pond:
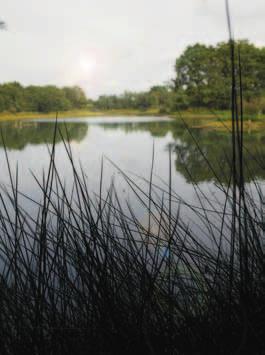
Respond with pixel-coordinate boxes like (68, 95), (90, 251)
(0, 115), (264, 232)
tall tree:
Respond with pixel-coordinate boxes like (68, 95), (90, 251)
(174, 40), (265, 109)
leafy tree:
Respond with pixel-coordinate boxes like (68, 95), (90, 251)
(35, 86), (71, 112)
(0, 83), (89, 113)
(0, 82), (26, 112)
(174, 40), (265, 109)
(149, 86), (170, 106)
(95, 95), (118, 110)
(63, 86), (88, 109)
(134, 92), (152, 111)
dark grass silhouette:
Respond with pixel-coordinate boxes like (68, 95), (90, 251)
(0, 2), (265, 354)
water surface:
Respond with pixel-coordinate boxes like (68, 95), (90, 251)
(0, 116), (264, 230)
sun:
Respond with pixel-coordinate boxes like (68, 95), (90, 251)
(79, 55), (96, 75)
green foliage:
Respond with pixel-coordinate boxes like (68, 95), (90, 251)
(244, 96), (265, 116)
(62, 86), (88, 109)
(94, 40), (265, 113)
(95, 86), (175, 112)
(1, 40), (265, 114)
(0, 83), (89, 113)
(174, 40), (265, 109)
(0, 82), (26, 112)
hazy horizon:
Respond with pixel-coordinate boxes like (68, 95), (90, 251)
(1, 0), (265, 99)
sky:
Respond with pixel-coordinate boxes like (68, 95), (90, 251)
(1, 0), (265, 98)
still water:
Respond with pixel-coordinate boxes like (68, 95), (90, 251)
(0, 116), (264, 230)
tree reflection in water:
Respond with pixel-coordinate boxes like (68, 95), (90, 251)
(0, 120), (88, 150)
(101, 118), (265, 184)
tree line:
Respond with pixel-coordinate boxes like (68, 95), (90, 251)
(94, 86), (176, 113)
(1, 40), (265, 114)
(0, 83), (89, 113)
(95, 40), (265, 114)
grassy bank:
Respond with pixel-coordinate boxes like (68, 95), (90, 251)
(0, 108), (161, 121)
(1, 108), (265, 133)
(0, 108), (240, 121)
(171, 109), (265, 131)
(189, 118), (265, 131)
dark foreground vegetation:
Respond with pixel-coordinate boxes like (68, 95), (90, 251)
(0, 36), (265, 355)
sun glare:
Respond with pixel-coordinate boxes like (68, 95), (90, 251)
(79, 55), (97, 75)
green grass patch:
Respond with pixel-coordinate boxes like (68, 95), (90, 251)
(0, 108), (162, 121)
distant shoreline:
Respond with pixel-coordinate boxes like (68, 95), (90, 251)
(0, 109), (162, 121)
(0, 109), (264, 131)
(0, 108), (232, 121)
